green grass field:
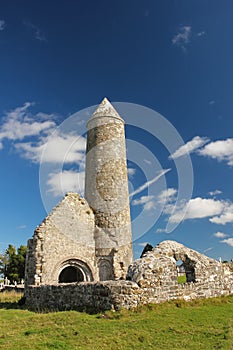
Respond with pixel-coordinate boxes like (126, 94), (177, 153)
(1, 291), (233, 349)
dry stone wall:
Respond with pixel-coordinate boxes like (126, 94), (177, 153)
(25, 241), (233, 312)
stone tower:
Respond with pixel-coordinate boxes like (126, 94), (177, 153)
(85, 98), (133, 280)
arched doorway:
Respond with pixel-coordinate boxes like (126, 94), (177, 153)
(58, 259), (93, 284)
(59, 266), (84, 283)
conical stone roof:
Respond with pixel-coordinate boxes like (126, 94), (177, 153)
(88, 98), (124, 124)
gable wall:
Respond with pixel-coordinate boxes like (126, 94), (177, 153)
(25, 193), (98, 286)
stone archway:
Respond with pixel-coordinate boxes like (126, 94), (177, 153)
(58, 259), (93, 283)
(59, 266), (84, 283)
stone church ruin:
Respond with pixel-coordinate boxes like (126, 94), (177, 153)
(24, 99), (233, 311)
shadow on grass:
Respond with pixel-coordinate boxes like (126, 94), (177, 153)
(0, 293), (25, 310)
(0, 301), (23, 310)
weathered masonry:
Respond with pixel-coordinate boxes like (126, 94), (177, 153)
(24, 98), (133, 289)
(24, 98), (233, 311)
(25, 241), (233, 311)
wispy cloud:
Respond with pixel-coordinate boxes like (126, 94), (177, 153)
(16, 132), (86, 164)
(214, 231), (228, 238)
(156, 228), (167, 233)
(0, 20), (5, 31)
(209, 100), (215, 105)
(23, 21), (47, 41)
(1, 103), (88, 198)
(127, 168), (136, 177)
(157, 188), (177, 204)
(198, 138), (233, 167)
(0, 102), (56, 145)
(18, 225), (26, 229)
(132, 195), (156, 211)
(144, 159), (152, 165)
(169, 136), (209, 160)
(132, 195), (154, 205)
(129, 169), (171, 198)
(203, 247), (213, 253)
(172, 25), (191, 49)
(0, 103), (87, 165)
(197, 31), (205, 37)
(209, 190), (222, 196)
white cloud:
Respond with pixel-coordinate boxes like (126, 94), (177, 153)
(167, 196), (233, 226)
(210, 204), (233, 225)
(157, 188), (177, 204)
(132, 195), (155, 211)
(47, 170), (85, 197)
(197, 31), (205, 37)
(209, 190), (222, 196)
(144, 200), (156, 211)
(0, 102), (56, 143)
(172, 26), (191, 47)
(169, 136), (209, 160)
(185, 197), (224, 219)
(169, 197), (225, 223)
(16, 132), (86, 164)
(198, 138), (233, 166)
(221, 238), (233, 247)
(132, 195), (154, 205)
(0, 20), (5, 31)
(214, 232), (228, 238)
(0, 103), (87, 165)
(129, 169), (171, 198)
(127, 168), (136, 177)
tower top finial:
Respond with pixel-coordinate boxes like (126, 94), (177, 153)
(88, 97), (124, 123)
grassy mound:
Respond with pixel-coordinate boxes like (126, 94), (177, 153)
(0, 291), (233, 349)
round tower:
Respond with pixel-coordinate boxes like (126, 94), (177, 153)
(85, 98), (133, 280)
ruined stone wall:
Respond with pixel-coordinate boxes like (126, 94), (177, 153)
(25, 241), (233, 312)
(25, 273), (233, 312)
(25, 193), (98, 287)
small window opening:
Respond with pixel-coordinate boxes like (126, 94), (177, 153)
(176, 260), (186, 284)
(176, 258), (196, 284)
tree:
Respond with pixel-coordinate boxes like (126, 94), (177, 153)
(0, 251), (9, 279)
(0, 244), (27, 283)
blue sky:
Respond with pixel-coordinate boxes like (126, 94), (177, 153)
(1, 1), (233, 261)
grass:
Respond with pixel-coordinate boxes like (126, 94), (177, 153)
(177, 275), (187, 284)
(0, 291), (233, 349)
